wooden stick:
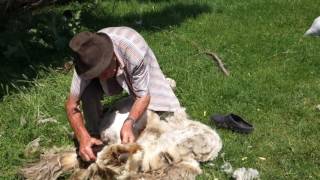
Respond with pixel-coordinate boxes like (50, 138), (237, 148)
(204, 52), (230, 76)
(164, 29), (230, 76)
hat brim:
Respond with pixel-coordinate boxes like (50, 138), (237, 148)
(78, 33), (114, 80)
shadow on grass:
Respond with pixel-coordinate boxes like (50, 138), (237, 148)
(82, 3), (211, 32)
(0, 1), (211, 98)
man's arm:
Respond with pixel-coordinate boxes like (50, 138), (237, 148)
(65, 95), (102, 161)
(121, 95), (150, 143)
(120, 42), (151, 143)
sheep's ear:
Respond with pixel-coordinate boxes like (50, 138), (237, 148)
(113, 143), (142, 163)
(96, 143), (141, 166)
(110, 143), (141, 154)
(125, 143), (142, 154)
(119, 153), (129, 162)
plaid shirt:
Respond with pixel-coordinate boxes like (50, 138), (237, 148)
(70, 27), (180, 112)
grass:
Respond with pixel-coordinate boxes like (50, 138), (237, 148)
(1, 0), (320, 179)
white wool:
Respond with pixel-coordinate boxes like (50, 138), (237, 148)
(22, 96), (222, 179)
(100, 110), (128, 144)
(221, 162), (233, 174)
(100, 97), (222, 174)
(304, 16), (320, 36)
(166, 77), (177, 90)
(220, 159), (259, 180)
(99, 98), (148, 144)
(24, 137), (41, 157)
(232, 167), (260, 180)
(37, 117), (58, 124)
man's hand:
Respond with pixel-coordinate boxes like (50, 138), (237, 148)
(79, 136), (103, 161)
(66, 96), (103, 161)
(121, 95), (150, 144)
(121, 119), (135, 144)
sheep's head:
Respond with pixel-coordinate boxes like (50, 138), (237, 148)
(70, 143), (142, 179)
(95, 143), (142, 174)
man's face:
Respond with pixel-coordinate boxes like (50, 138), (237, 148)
(99, 55), (117, 80)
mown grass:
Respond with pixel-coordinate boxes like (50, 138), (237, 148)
(1, 0), (320, 179)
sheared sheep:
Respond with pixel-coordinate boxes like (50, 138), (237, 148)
(21, 96), (222, 180)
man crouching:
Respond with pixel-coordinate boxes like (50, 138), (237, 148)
(65, 27), (180, 162)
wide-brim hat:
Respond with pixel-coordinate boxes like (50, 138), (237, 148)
(69, 31), (114, 80)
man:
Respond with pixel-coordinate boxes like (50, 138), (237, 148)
(65, 27), (180, 162)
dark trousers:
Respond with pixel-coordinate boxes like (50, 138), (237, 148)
(80, 78), (104, 137)
(74, 79), (104, 163)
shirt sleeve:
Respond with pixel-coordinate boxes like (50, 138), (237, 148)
(129, 57), (150, 97)
(70, 70), (91, 99)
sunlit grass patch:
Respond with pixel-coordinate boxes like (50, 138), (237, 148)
(0, 0), (320, 179)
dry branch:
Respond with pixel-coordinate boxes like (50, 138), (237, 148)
(204, 51), (230, 76)
(163, 29), (230, 76)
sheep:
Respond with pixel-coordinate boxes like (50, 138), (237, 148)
(304, 16), (320, 36)
(21, 86), (222, 180)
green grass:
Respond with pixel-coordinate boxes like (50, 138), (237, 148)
(1, 0), (320, 179)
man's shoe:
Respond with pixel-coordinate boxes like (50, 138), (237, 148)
(210, 114), (254, 133)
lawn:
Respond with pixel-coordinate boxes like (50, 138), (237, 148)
(0, 0), (320, 179)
